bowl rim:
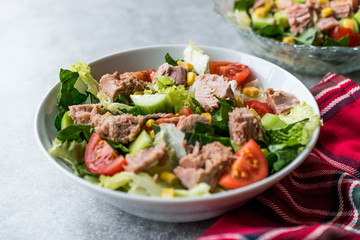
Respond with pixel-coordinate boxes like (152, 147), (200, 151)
(35, 44), (321, 204)
(213, 0), (360, 52)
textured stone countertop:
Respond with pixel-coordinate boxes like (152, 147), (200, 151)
(1, 0), (360, 239)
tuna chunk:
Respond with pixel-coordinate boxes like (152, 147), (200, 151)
(174, 142), (233, 191)
(316, 17), (338, 31)
(152, 63), (187, 86)
(264, 88), (300, 115)
(95, 114), (145, 143)
(286, 4), (312, 35)
(193, 74), (235, 112)
(229, 108), (263, 146)
(176, 114), (210, 132)
(330, 1), (351, 19)
(99, 71), (147, 100)
(68, 104), (106, 125)
(277, 0), (293, 10)
(124, 142), (168, 173)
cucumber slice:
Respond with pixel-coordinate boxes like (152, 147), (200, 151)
(129, 130), (154, 155)
(61, 111), (74, 130)
(261, 113), (286, 129)
(251, 13), (274, 30)
(130, 94), (173, 114)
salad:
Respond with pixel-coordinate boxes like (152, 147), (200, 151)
(49, 42), (321, 198)
(232, 0), (360, 47)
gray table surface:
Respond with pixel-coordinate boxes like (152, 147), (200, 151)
(1, 0), (360, 239)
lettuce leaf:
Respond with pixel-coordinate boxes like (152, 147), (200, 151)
(49, 138), (87, 165)
(183, 40), (209, 75)
(99, 171), (211, 197)
(97, 92), (132, 114)
(70, 61), (99, 97)
(57, 124), (91, 142)
(211, 97), (234, 135)
(157, 85), (195, 113)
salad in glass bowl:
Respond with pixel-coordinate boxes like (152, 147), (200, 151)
(213, 0), (360, 74)
(48, 42), (321, 198)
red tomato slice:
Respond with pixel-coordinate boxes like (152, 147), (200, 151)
(132, 69), (155, 82)
(85, 133), (126, 176)
(180, 107), (192, 116)
(329, 26), (360, 47)
(244, 100), (274, 118)
(209, 61), (251, 84)
(218, 139), (268, 189)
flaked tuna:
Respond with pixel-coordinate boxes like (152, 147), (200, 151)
(68, 104), (105, 125)
(193, 74), (235, 112)
(152, 63), (187, 86)
(264, 88), (300, 115)
(99, 71), (147, 100)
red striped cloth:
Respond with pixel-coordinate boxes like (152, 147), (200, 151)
(199, 73), (360, 240)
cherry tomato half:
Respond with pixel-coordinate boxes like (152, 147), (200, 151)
(244, 100), (274, 118)
(85, 133), (126, 176)
(329, 26), (360, 47)
(209, 61), (251, 84)
(133, 69), (156, 82)
(218, 139), (268, 189)
(180, 107), (192, 116)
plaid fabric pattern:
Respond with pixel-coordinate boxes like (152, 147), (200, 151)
(199, 74), (360, 240)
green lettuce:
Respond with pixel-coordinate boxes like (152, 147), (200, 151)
(211, 97), (234, 135)
(97, 92), (132, 114)
(57, 124), (91, 142)
(183, 40), (209, 75)
(98, 171), (211, 197)
(70, 61), (99, 96)
(49, 138), (87, 165)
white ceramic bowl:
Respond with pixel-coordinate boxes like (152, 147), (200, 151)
(35, 45), (320, 222)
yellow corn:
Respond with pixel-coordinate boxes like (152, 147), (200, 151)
(187, 72), (196, 86)
(201, 113), (212, 125)
(319, 0), (329, 5)
(320, 7), (333, 18)
(145, 119), (155, 128)
(160, 171), (178, 185)
(133, 91), (143, 95)
(177, 61), (194, 72)
(342, 19), (356, 32)
(250, 108), (260, 117)
(161, 188), (174, 198)
(282, 37), (295, 44)
(104, 112), (113, 116)
(254, 6), (270, 17)
(149, 130), (155, 138)
(242, 87), (260, 97)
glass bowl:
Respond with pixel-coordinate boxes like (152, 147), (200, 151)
(213, 0), (360, 75)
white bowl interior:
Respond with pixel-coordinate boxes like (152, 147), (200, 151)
(35, 45), (320, 222)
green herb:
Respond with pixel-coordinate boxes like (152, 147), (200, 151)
(234, 0), (255, 12)
(165, 53), (180, 66)
(323, 35), (349, 47)
(211, 97), (234, 135)
(257, 24), (284, 37)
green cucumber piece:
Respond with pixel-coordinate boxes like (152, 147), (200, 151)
(251, 12), (274, 30)
(61, 111), (74, 130)
(354, 12), (360, 26)
(129, 130), (153, 155)
(130, 94), (173, 114)
(274, 10), (289, 29)
(261, 113), (286, 130)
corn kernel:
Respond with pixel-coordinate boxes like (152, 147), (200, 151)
(282, 37), (295, 44)
(319, 0), (329, 5)
(254, 6), (269, 18)
(342, 19), (356, 32)
(150, 130), (155, 138)
(177, 61), (194, 72)
(320, 7), (333, 18)
(187, 72), (196, 86)
(133, 91), (143, 95)
(242, 87), (260, 97)
(160, 171), (178, 185)
(201, 113), (212, 125)
(104, 112), (113, 116)
(250, 108), (260, 117)
(161, 188), (174, 198)
(145, 119), (155, 128)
